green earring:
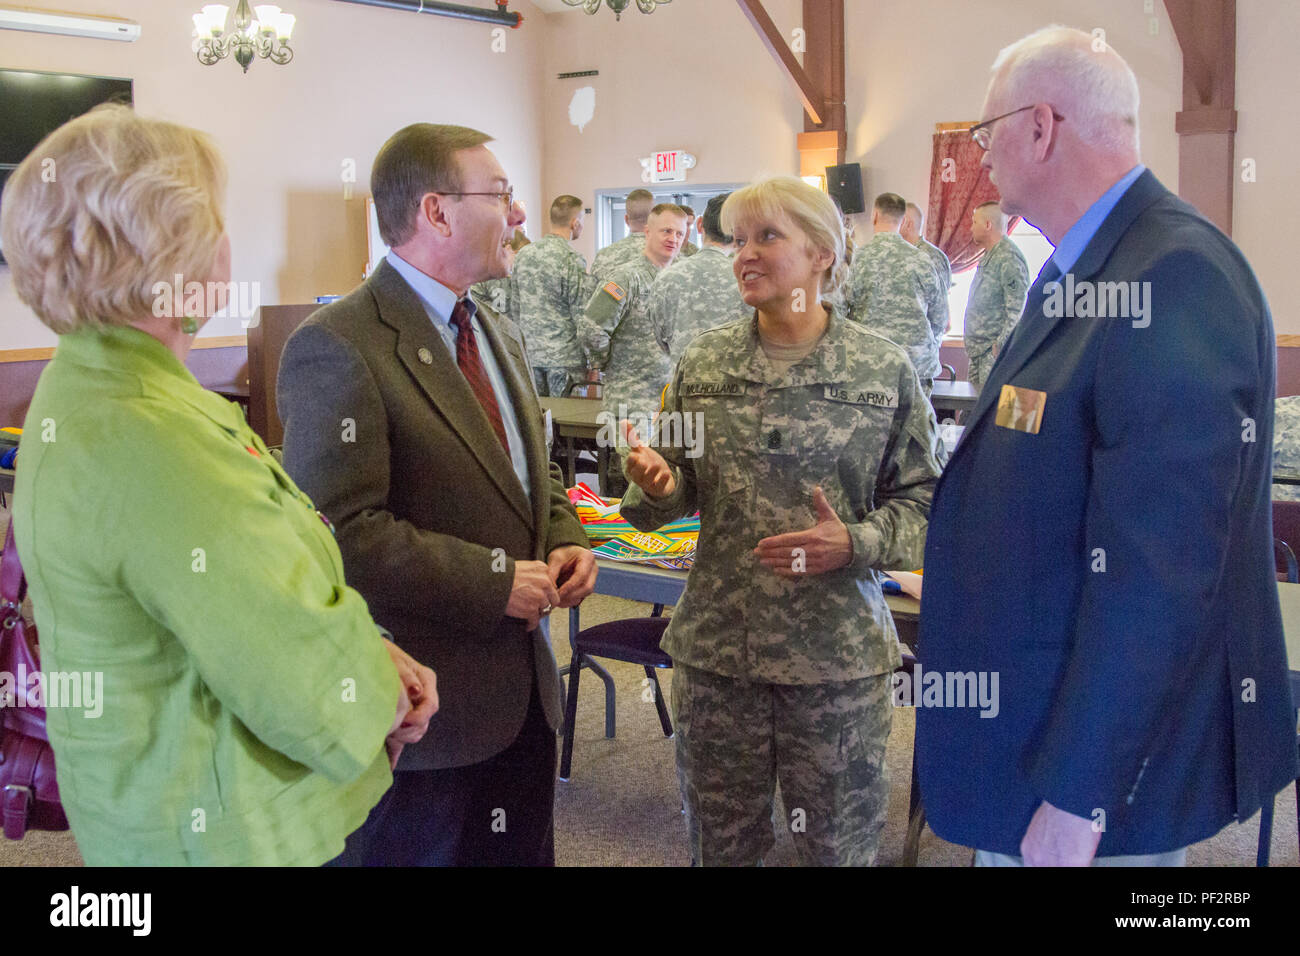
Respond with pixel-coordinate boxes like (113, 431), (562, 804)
(180, 314), (200, 335)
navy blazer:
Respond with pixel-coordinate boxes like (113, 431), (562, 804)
(916, 170), (1297, 856)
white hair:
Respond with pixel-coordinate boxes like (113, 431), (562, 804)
(990, 25), (1140, 156)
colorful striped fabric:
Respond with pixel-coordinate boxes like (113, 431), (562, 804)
(568, 483), (699, 568)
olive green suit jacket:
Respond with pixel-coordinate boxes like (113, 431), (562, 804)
(277, 260), (588, 771)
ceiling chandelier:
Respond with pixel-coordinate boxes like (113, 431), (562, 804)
(192, 2), (296, 73)
(561, 0), (672, 21)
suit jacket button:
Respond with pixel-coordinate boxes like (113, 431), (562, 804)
(418, 347), (434, 365)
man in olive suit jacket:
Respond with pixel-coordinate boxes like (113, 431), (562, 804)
(278, 124), (596, 866)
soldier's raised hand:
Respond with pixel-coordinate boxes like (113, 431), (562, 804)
(622, 420), (676, 499)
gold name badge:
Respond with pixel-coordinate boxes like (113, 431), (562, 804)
(994, 385), (1047, 435)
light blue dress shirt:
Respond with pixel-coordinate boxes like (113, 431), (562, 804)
(387, 252), (532, 503)
(1044, 164), (1146, 277)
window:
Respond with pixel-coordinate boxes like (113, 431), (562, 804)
(944, 218), (1054, 340)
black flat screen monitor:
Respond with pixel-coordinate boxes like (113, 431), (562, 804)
(0, 69), (132, 264)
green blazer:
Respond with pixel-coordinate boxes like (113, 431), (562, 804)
(13, 325), (399, 866)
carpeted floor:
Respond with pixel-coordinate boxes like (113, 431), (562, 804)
(2, 593), (1296, 868)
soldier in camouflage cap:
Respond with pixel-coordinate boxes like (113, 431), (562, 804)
(843, 192), (949, 390)
(962, 201), (1030, 388)
(1273, 395), (1300, 502)
(507, 195), (592, 396)
(648, 193), (751, 366)
(902, 201), (952, 291)
(621, 177), (943, 866)
(590, 188), (654, 279)
(578, 204), (688, 491)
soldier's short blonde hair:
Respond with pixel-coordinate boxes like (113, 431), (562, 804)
(1, 104), (227, 335)
(721, 177), (849, 297)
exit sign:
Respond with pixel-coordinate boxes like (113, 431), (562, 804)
(651, 150), (686, 183)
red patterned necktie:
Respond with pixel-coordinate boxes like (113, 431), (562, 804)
(449, 299), (510, 452)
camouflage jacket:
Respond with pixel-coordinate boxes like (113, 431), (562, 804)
(621, 307), (943, 683)
(680, 240), (699, 259)
(962, 237), (1030, 357)
(918, 238), (953, 291)
(649, 246), (751, 366)
(843, 231), (949, 381)
(507, 234), (590, 368)
(1274, 395), (1300, 502)
(590, 233), (646, 279)
(577, 254), (669, 423)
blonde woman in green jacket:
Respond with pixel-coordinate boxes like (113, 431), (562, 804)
(0, 105), (437, 866)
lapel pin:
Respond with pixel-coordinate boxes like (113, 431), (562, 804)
(418, 347), (434, 365)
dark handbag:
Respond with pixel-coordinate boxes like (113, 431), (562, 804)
(0, 520), (69, 839)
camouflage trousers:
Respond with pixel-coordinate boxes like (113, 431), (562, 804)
(671, 663), (893, 866)
(967, 348), (995, 390)
(532, 367), (583, 398)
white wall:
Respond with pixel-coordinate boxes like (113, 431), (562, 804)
(0, 0), (546, 349)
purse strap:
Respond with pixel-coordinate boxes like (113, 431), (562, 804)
(1, 519), (26, 608)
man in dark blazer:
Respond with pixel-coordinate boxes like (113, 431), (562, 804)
(277, 124), (596, 866)
(917, 27), (1296, 865)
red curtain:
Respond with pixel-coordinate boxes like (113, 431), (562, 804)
(925, 129), (1018, 274)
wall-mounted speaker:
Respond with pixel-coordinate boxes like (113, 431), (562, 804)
(826, 163), (865, 216)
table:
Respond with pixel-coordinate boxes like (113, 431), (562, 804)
(931, 379), (979, 419)
(540, 397), (606, 487)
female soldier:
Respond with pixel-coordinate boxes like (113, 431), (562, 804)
(620, 177), (943, 866)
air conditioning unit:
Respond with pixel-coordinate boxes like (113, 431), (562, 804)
(0, 5), (141, 42)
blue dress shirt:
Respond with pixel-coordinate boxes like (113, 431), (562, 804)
(1044, 164), (1146, 277)
(387, 252), (532, 502)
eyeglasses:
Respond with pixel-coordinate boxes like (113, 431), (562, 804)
(970, 105), (1065, 151)
(437, 185), (516, 209)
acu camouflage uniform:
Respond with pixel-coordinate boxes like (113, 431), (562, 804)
(1273, 395), (1300, 502)
(918, 237), (952, 291)
(680, 240), (699, 259)
(648, 246), (751, 366)
(508, 234), (592, 397)
(578, 254), (669, 434)
(843, 232), (949, 387)
(621, 308), (944, 866)
(590, 233), (646, 279)
(962, 236), (1030, 388)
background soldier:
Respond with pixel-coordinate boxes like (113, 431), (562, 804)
(648, 193), (749, 366)
(679, 205), (700, 258)
(902, 201), (952, 291)
(579, 203), (688, 491)
(843, 192), (949, 391)
(470, 228), (528, 317)
(591, 188), (654, 279)
(509, 195), (590, 397)
(963, 200), (1030, 388)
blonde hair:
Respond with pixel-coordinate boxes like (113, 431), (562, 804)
(0, 104), (227, 335)
(721, 177), (850, 297)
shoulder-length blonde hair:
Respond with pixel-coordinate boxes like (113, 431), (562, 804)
(720, 176), (850, 297)
(0, 104), (227, 335)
